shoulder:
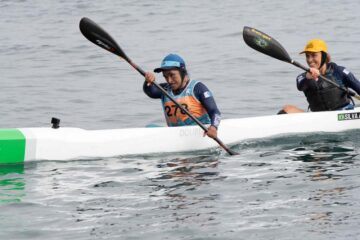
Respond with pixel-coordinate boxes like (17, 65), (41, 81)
(191, 80), (214, 99)
(329, 62), (350, 76)
(193, 80), (211, 92)
(189, 79), (201, 87)
(329, 62), (343, 70)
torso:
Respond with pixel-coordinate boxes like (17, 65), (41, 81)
(296, 62), (350, 111)
(161, 79), (211, 126)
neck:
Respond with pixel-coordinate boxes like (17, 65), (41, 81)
(319, 64), (327, 75)
(180, 76), (189, 88)
(173, 77), (189, 94)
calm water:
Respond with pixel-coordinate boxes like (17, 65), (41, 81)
(1, 0), (360, 239)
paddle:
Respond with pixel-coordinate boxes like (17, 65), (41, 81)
(79, 17), (238, 155)
(243, 26), (360, 100)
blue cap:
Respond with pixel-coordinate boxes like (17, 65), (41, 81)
(154, 54), (186, 73)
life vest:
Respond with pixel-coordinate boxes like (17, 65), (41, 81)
(300, 63), (350, 111)
(161, 79), (211, 126)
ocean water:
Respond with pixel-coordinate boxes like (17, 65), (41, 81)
(1, 0), (360, 239)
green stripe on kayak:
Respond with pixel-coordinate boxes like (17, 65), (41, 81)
(0, 129), (26, 164)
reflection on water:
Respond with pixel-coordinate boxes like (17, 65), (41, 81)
(287, 145), (356, 163)
(0, 164), (25, 204)
(281, 134), (359, 231)
(151, 155), (222, 197)
(235, 131), (360, 236)
(148, 155), (224, 224)
(286, 138), (357, 181)
(0, 164), (24, 175)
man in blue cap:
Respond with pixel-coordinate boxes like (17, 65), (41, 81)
(143, 53), (221, 138)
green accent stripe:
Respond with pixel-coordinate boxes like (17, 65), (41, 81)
(0, 129), (26, 164)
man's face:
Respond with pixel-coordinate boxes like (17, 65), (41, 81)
(163, 69), (183, 91)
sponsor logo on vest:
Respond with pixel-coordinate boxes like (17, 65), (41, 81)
(338, 112), (360, 121)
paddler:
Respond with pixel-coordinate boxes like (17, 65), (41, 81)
(278, 39), (360, 113)
(143, 53), (221, 139)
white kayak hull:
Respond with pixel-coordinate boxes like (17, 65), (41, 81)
(1, 108), (360, 163)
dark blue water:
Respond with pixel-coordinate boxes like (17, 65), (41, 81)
(1, 0), (360, 239)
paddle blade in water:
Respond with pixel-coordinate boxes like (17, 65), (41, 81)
(79, 17), (130, 62)
(243, 26), (291, 63)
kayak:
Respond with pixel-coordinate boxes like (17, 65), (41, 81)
(1, 108), (360, 164)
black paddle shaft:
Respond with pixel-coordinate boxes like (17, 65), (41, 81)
(243, 26), (360, 100)
(79, 17), (238, 155)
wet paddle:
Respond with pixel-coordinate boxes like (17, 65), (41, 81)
(79, 17), (238, 155)
(243, 26), (360, 100)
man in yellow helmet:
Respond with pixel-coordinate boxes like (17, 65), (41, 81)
(279, 39), (360, 113)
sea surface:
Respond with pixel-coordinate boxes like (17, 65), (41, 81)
(1, 0), (360, 239)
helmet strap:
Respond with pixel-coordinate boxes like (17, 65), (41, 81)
(319, 51), (327, 69)
(180, 68), (187, 80)
(179, 67), (187, 86)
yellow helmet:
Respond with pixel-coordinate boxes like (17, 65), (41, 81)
(300, 39), (328, 54)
